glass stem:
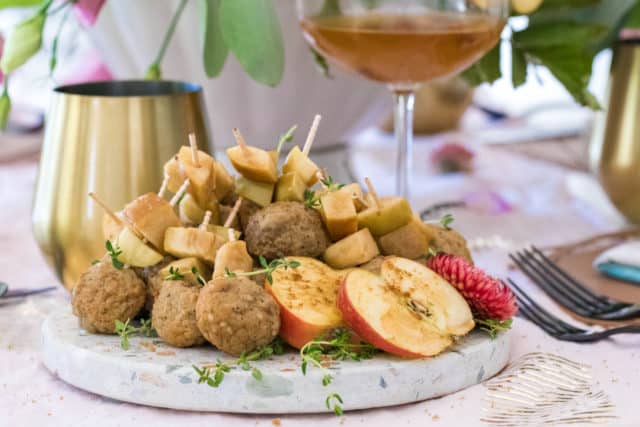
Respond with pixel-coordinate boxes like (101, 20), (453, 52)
(393, 89), (415, 198)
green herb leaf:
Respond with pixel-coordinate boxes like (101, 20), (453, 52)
(200, 0), (228, 78)
(320, 176), (345, 192)
(304, 189), (321, 209)
(276, 124), (297, 154)
(310, 47), (332, 78)
(165, 266), (185, 281)
(439, 213), (454, 230)
(325, 393), (344, 416)
(219, 0), (284, 87)
(476, 318), (513, 339)
(322, 374), (333, 386)
(105, 240), (124, 270)
(251, 367), (263, 381)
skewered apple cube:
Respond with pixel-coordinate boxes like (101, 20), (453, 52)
(123, 192), (181, 250)
(235, 176), (274, 207)
(163, 156), (185, 194)
(357, 196), (413, 237)
(163, 227), (223, 265)
(117, 227), (164, 267)
(226, 145), (278, 183)
(177, 146), (215, 206)
(339, 183), (368, 212)
(320, 190), (357, 241)
(275, 172), (306, 203)
(206, 225), (242, 242)
(213, 240), (254, 279)
(102, 211), (124, 242)
(178, 193), (205, 225)
(282, 146), (320, 186)
(212, 160), (234, 201)
(159, 257), (211, 286)
(378, 217), (430, 259)
(323, 228), (380, 269)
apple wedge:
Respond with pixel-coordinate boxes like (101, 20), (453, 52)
(337, 257), (474, 358)
(266, 257), (345, 349)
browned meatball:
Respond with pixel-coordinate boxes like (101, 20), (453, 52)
(196, 277), (280, 356)
(422, 224), (473, 264)
(244, 202), (330, 260)
(133, 256), (174, 312)
(72, 255), (146, 334)
(152, 280), (205, 348)
(220, 193), (261, 233)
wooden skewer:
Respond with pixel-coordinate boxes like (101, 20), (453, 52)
(364, 177), (380, 210)
(199, 210), (212, 230)
(88, 192), (124, 226)
(158, 174), (169, 199)
(188, 133), (200, 168)
(169, 179), (190, 207)
(223, 197), (243, 228)
(316, 169), (328, 187)
(302, 114), (321, 156)
(227, 228), (236, 242)
(232, 128), (249, 154)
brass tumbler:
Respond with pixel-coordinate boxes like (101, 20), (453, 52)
(32, 80), (209, 290)
(591, 41), (640, 223)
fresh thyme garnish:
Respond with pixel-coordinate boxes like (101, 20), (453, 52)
(276, 124), (297, 155)
(304, 189), (321, 209)
(191, 267), (207, 286)
(320, 175), (345, 192)
(475, 318), (513, 339)
(325, 393), (344, 416)
(105, 240), (124, 270)
(439, 213), (455, 230)
(193, 360), (231, 388)
(114, 318), (156, 350)
(225, 256), (301, 285)
(165, 266), (184, 281)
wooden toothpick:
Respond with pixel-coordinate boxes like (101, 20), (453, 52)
(169, 179), (190, 207)
(158, 174), (169, 199)
(364, 177), (380, 210)
(189, 133), (200, 168)
(88, 192), (123, 226)
(199, 210), (212, 230)
(302, 114), (321, 156)
(223, 197), (243, 228)
(227, 228), (236, 242)
(232, 128), (249, 154)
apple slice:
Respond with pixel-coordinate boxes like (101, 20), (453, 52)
(266, 257), (345, 349)
(117, 227), (164, 267)
(337, 257), (474, 358)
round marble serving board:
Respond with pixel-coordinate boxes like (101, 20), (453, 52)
(42, 306), (510, 414)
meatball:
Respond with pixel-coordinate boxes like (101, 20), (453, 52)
(133, 256), (174, 312)
(422, 224), (473, 264)
(244, 202), (330, 259)
(196, 277), (280, 356)
(72, 255), (146, 334)
(220, 193), (261, 233)
(152, 280), (205, 348)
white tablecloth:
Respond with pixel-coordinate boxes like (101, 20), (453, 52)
(2, 141), (639, 426)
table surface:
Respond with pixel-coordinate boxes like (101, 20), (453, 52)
(2, 140), (640, 427)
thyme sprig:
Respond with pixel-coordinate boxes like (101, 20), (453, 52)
(304, 189), (321, 209)
(320, 175), (345, 192)
(325, 393), (344, 416)
(165, 266), (184, 281)
(114, 318), (156, 350)
(105, 240), (124, 270)
(439, 213), (455, 230)
(193, 360), (231, 387)
(476, 318), (513, 339)
(276, 124), (297, 155)
(225, 256), (301, 285)
(191, 267), (207, 286)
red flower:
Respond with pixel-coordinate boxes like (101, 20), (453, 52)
(427, 254), (517, 321)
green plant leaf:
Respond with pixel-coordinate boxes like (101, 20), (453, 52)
(200, 0), (228, 78)
(511, 45), (527, 88)
(0, 0), (42, 9)
(626, 2), (640, 28)
(0, 8), (46, 74)
(0, 88), (11, 130)
(219, 0), (284, 87)
(461, 42), (501, 86)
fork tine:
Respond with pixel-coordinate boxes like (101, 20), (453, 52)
(507, 280), (565, 335)
(507, 279), (585, 335)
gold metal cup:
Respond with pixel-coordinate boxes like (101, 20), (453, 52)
(591, 41), (640, 223)
(32, 80), (210, 290)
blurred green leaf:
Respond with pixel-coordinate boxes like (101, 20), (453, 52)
(145, 63), (162, 80)
(220, 0), (284, 87)
(0, 8), (46, 74)
(200, 0), (228, 78)
(461, 42), (501, 86)
(0, 87), (11, 130)
(0, 0), (42, 9)
(624, 2), (640, 28)
(511, 45), (527, 88)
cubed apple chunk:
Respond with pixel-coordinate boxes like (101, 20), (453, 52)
(235, 176), (274, 207)
(178, 193), (205, 225)
(163, 227), (223, 265)
(357, 196), (413, 237)
(320, 190), (358, 241)
(177, 146), (216, 206)
(116, 227), (163, 267)
(226, 145), (278, 183)
(159, 257), (211, 286)
(340, 183), (368, 211)
(206, 224), (242, 242)
(212, 160), (234, 201)
(282, 146), (320, 186)
(275, 172), (306, 203)
(324, 228), (380, 269)
(378, 218), (430, 259)
(213, 240), (254, 279)
(123, 192), (181, 251)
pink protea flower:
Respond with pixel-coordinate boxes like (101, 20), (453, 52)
(427, 254), (517, 321)
(74, 0), (106, 27)
(430, 142), (475, 173)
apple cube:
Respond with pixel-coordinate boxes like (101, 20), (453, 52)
(235, 176), (274, 207)
(324, 228), (380, 269)
(320, 190), (358, 241)
(378, 217), (430, 259)
(282, 146), (320, 186)
(163, 227), (223, 265)
(159, 257), (211, 286)
(163, 156), (186, 194)
(212, 160), (235, 201)
(123, 192), (181, 251)
(357, 196), (413, 237)
(275, 172), (306, 203)
(226, 145), (278, 183)
(206, 224), (242, 242)
(213, 240), (254, 279)
(178, 193), (205, 225)
(177, 146), (216, 206)
(116, 227), (163, 267)
(339, 183), (368, 212)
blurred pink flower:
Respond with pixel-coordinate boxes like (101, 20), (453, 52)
(64, 50), (113, 85)
(430, 142), (475, 173)
(464, 190), (512, 215)
(74, 0), (106, 26)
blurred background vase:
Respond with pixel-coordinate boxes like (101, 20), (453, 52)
(32, 80), (208, 290)
(590, 39), (640, 223)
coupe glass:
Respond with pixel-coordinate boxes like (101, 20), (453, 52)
(297, 0), (508, 197)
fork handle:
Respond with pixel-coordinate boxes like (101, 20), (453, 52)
(563, 325), (640, 342)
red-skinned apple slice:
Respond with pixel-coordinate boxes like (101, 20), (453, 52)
(266, 257), (345, 349)
(337, 257), (474, 358)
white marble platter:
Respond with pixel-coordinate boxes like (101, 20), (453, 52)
(42, 306), (510, 414)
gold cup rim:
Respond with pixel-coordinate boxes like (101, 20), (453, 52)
(54, 80), (202, 98)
